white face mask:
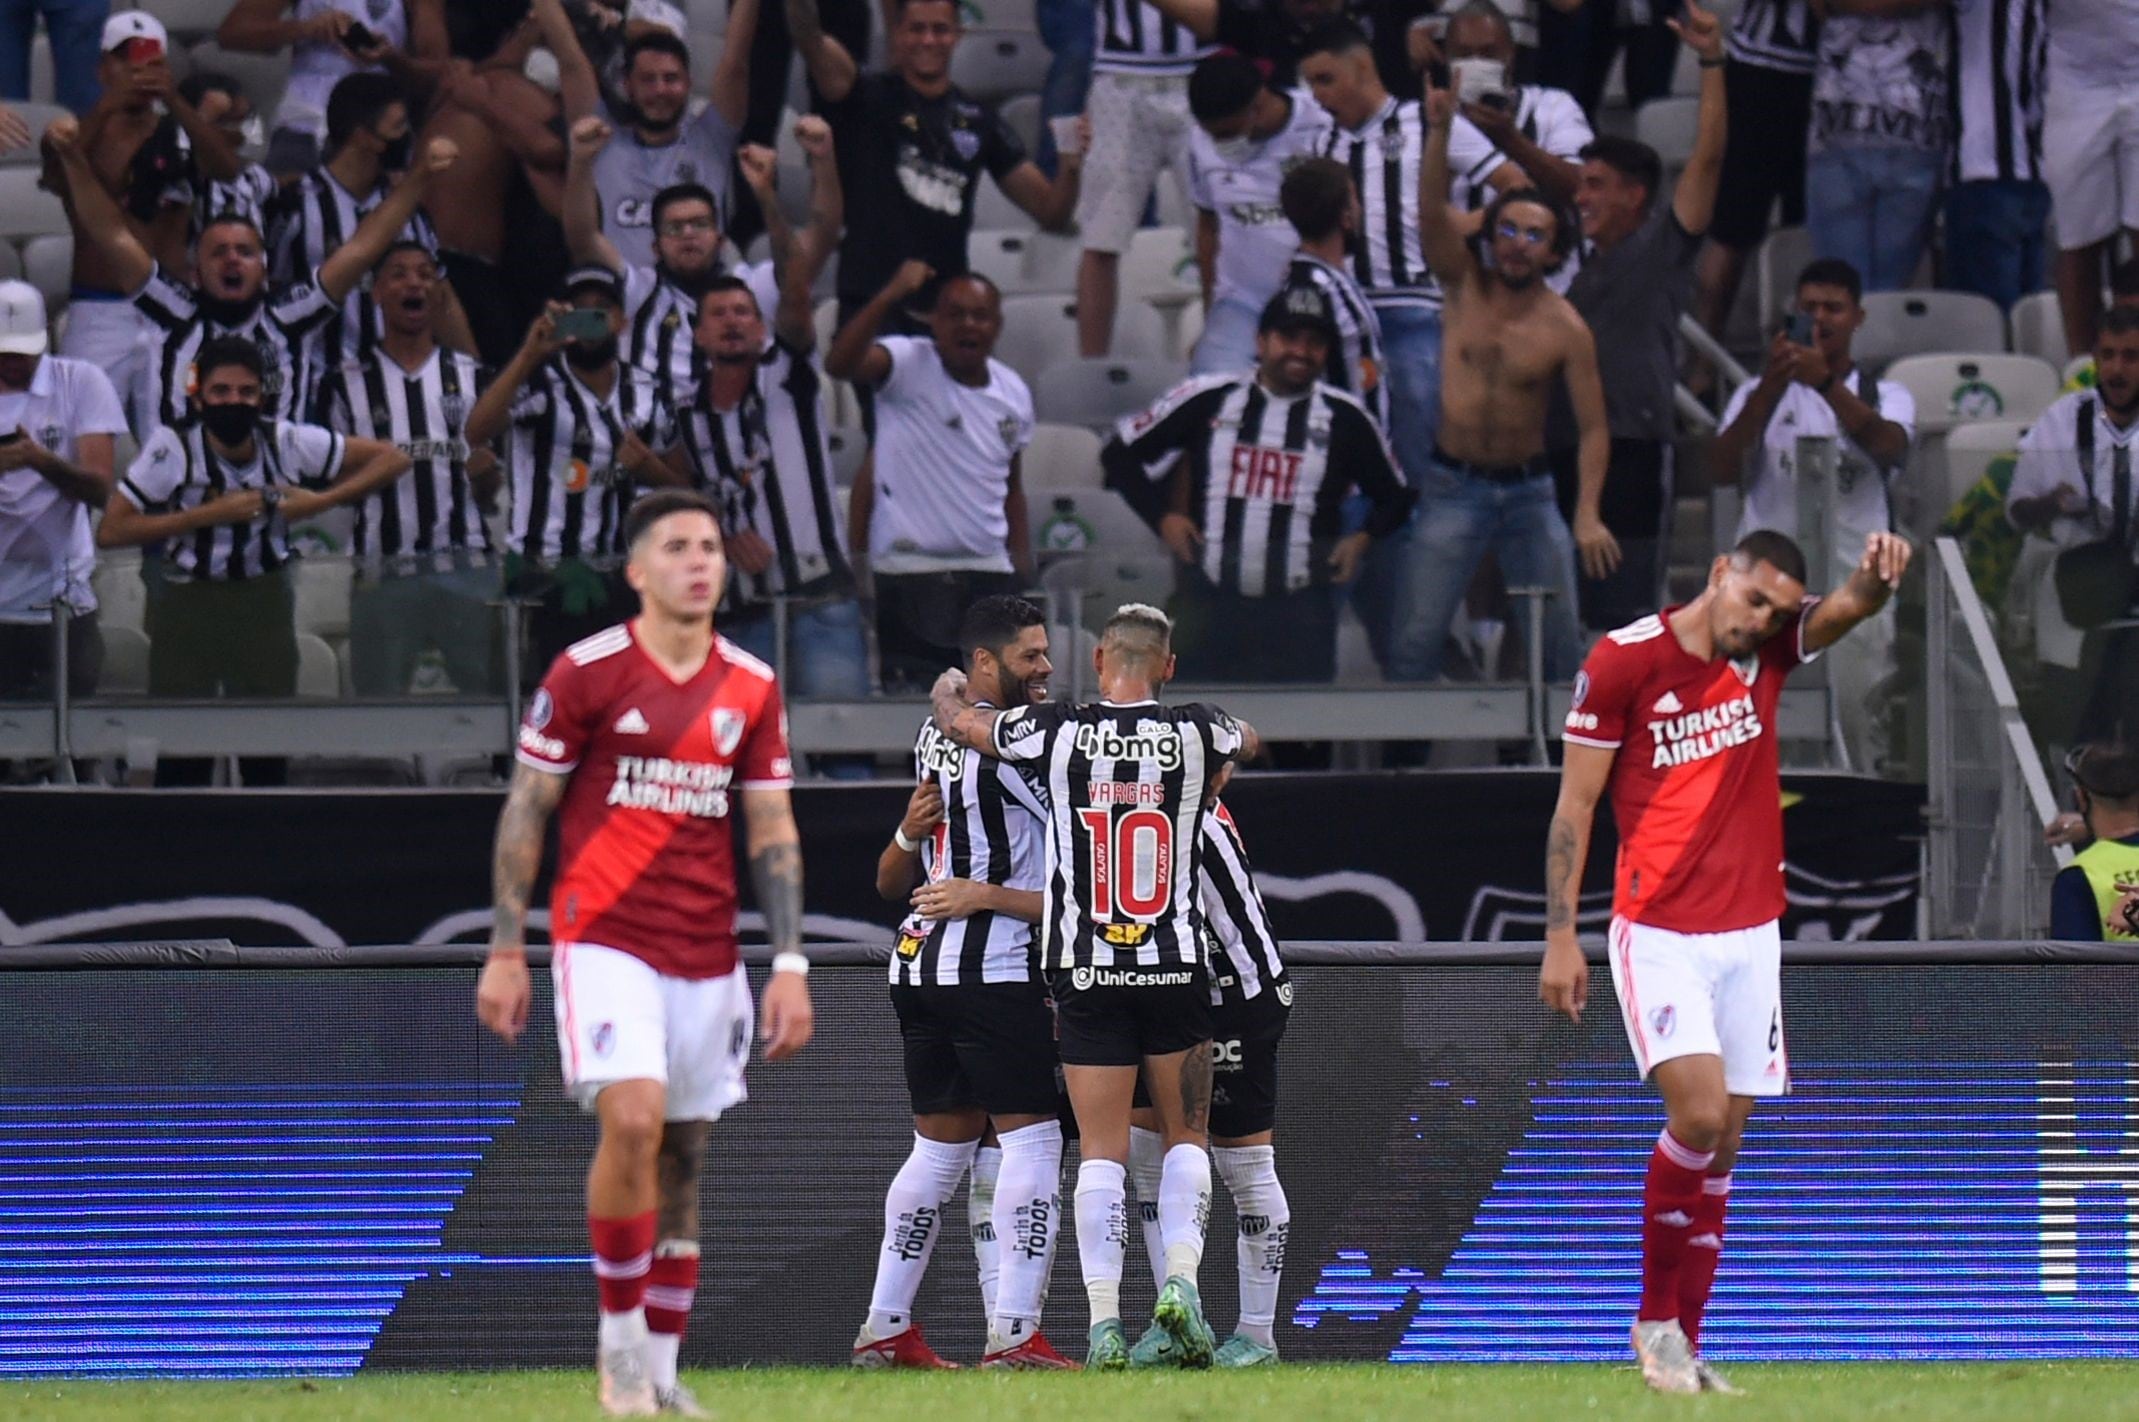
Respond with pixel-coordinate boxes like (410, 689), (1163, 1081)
(1209, 133), (1258, 165)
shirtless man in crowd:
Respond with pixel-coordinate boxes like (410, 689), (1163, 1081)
(1384, 79), (1614, 687)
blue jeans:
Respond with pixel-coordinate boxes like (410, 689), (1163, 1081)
(722, 595), (871, 700)
(1942, 178), (2052, 313)
(1190, 295), (1262, 376)
(1388, 459), (1584, 683)
(0, 0), (105, 114)
(1804, 146), (1944, 293)
(1034, 0), (1094, 175)
(1375, 304), (1445, 486)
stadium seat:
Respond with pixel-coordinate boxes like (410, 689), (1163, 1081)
(686, 0), (726, 35)
(965, 0), (1040, 32)
(90, 549), (146, 636)
(0, 169), (69, 238)
(2009, 289), (2067, 367)
(1031, 357), (1189, 429)
(687, 25), (724, 81)
(1756, 225), (1814, 335)
(1022, 421), (1103, 489)
(142, 0), (234, 40)
(1940, 417), (2031, 515)
(999, 94), (1041, 158)
(1019, 230), (1080, 292)
(996, 295), (1167, 374)
(1855, 290), (2007, 369)
(28, 35), (49, 104)
(295, 633), (341, 698)
(184, 41), (285, 120)
(1122, 225), (1197, 303)
(1882, 353), (2060, 434)
(1633, 96), (1700, 169)
(22, 234), (69, 306)
(98, 624), (150, 694)
(972, 175), (1035, 231)
(949, 31), (1050, 103)
(969, 228), (1069, 295)
(0, 243), (19, 282)
(0, 101), (69, 165)
(1040, 550), (1177, 634)
(2064, 353), (2091, 384)
(292, 557), (352, 641)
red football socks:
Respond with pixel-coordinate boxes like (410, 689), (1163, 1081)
(644, 1243), (701, 1340)
(589, 1211), (657, 1314)
(1638, 1129), (1715, 1322)
(1679, 1173), (1732, 1348)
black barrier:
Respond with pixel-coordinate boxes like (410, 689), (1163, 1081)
(4, 952), (2138, 1378)
(0, 773), (1927, 948)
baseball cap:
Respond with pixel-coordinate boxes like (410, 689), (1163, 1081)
(562, 264), (627, 304)
(101, 10), (169, 55)
(1259, 285), (1337, 343)
(0, 280), (49, 357)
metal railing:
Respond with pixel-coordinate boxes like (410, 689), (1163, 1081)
(1924, 535), (2071, 937)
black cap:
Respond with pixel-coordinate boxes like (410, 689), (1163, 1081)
(1259, 285), (1338, 342)
(562, 264), (627, 304)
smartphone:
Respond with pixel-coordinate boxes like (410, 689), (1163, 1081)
(0, 429), (21, 445)
(342, 20), (379, 50)
(555, 308), (611, 343)
(1451, 57), (1508, 107)
(1785, 312), (1815, 346)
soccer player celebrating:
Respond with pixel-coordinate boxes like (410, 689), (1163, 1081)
(857, 594), (1073, 1369)
(477, 488), (816, 1418)
(930, 604), (1261, 1370)
(1540, 527), (1910, 1395)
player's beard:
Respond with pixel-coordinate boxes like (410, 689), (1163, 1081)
(1012, 668), (1050, 705)
(2103, 381), (2139, 422)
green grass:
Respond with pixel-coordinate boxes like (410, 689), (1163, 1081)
(9, 1364), (2139, 1422)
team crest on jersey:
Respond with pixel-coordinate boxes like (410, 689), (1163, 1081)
(528, 688), (554, 729)
(441, 392), (467, 425)
(37, 424), (61, 449)
(1731, 655), (1760, 686)
(997, 415), (1020, 445)
(1101, 923), (1152, 947)
(951, 128), (981, 162)
(591, 1022), (616, 1057)
(1648, 1005), (1675, 1039)
(895, 932), (924, 959)
(1570, 670), (1590, 709)
(371, 405), (392, 430)
(711, 707), (747, 755)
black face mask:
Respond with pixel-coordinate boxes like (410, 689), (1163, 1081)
(377, 130), (413, 170)
(200, 400), (260, 446)
(565, 337), (619, 370)
(199, 291), (265, 327)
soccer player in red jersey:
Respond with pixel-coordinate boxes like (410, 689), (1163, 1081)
(476, 487), (816, 1417)
(1539, 527), (1910, 1395)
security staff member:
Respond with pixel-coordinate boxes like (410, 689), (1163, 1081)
(2048, 743), (2139, 942)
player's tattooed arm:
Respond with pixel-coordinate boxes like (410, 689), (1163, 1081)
(930, 667), (1006, 757)
(1803, 531), (1913, 653)
(1539, 743), (1610, 1022)
(490, 762), (567, 950)
(1544, 816), (1581, 932)
(742, 789), (806, 953)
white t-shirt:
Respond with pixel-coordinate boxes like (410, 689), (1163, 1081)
(595, 99), (740, 272)
(276, 0), (409, 139)
(868, 336), (1034, 573)
(2007, 389), (2139, 550)
(2045, 0), (2139, 90)
(1188, 90), (1332, 309)
(0, 356), (128, 622)
(1723, 370), (1916, 576)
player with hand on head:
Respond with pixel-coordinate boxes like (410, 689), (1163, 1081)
(858, 594), (1074, 1370)
(930, 604), (1261, 1371)
(1539, 527), (1910, 1395)
(478, 488), (814, 1418)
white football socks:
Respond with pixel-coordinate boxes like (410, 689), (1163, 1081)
(968, 1143), (1003, 1320)
(1074, 1158), (1128, 1324)
(1214, 1144), (1288, 1348)
(865, 1134), (976, 1337)
(1127, 1125), (1168, 1292)
(1158, 1142), (1212, 1282)
(990, 1120), (1064, 1343)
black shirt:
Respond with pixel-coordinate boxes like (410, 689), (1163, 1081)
(823, 73), (1027, 308)
(1213, 0), (1435, 92)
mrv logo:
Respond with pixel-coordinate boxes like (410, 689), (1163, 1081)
(2038, 1060), (2139, 1295)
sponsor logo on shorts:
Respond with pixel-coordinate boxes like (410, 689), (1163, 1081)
(591, 1022), (615, 1058)
(1212, 1038), (1244, 1068)
(1101, 922), (1152, 947)
(1275, 981), (1293, 1007)
(1649, 1004), (1675, 1039)
(1069, 964), (1193, 990)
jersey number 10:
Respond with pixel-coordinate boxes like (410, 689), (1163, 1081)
(1077, 808), (1174, 921)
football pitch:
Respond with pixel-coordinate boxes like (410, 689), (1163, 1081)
(10, 1364), (2139, 1422)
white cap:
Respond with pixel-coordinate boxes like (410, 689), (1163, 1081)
(0, 280), (48, 357)
(101, 9), (169, 53)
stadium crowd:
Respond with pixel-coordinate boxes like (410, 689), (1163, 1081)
(0, 0), (2130, 776)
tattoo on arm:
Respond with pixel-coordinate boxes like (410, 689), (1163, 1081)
(1179, 1045), (1213, 1134)
(1545, 816), (1579, 932)
(492, 767), (565, 944)
(750, 841), (805, 952)
(930, 684), (1002, 754)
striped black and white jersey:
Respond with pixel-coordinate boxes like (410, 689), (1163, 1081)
(1725, 0), (1819, 74)
(989, 698), (1246, 970)
(1093, 0), (1215, 75)
(190, 159), (280, 241)
(118, 418), (346, 581)
(507, 360), (677, 565)
(266, 169), (440, 370)
(319, 345), (491, 562)
(133, 261), (340, 429)
(1198, 801), (1288, 1010)
(622, 260), (780, 404)
(1101, 374), (1412, 598)
(1456, 86), (1593, 211)
(1951, 0), (2045, 184)
(1280, 252), (1385, 428)
(1318, 99), (1504, 311)
(676, 336), (852, 604)
(891, 710), (1051, 987)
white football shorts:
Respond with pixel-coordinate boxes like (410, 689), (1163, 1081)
(1608, 915), (1789, 1098)
(551, 943), (754, 1120)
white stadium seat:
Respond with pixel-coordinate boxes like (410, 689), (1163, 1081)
(1022, 421), (1103, 489)
(995, 295), (1166, 374)
(0, 101), (70, 165)
(998, 94), (1041, 158)
(295, 633), (342, 698)
(1121, 225), (1197, 303)
(142, 0), (236, 40)
(1756, 225), (1815, 336)
(2009, 289), (2067, 367)
(1031, 357), (1189, 429)
(0, 243), (18, 282)
(949, 30), (1051, 104)
(968, 228), (1068, 294)
(1855, 290), (2007, 369)
(1883, 353), (2061, 434)
(1634, 96), (1700, 169)
(972, 175), (1035, 231)
(22, 233), (71, 307)
(0, 168), (70, 238)
(99, 624), (150, 694)
(964, 0), (1040, 33)
(1939, 418), (2032, 515)
(184, 41), (286, 120)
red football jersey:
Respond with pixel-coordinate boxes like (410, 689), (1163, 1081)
(517, 622), (794, 978)
(1562, 606), (1815, 934)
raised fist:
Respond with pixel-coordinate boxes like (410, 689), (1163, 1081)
(424, 136), (459, 172)
(793, 114), (833, 159)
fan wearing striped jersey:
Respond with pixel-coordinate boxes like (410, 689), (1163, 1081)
(1125, 799), (1292, 1369)
(930, 604), (1263, 1371)
(856, 595), (1073, 1371)
(1539, 528), (1908, 1395)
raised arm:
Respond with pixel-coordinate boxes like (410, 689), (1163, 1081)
(742, 786), (815, 1060)
(318, 138), (459, 302)
(1563, 314), (1622, 580)
(1802, 531), (1911, 653)
(1538, 740), (1612, 1021)
(710, 0), (760, 130)
(563, 115), (626, 269)
(467, 307), (566, 448)
(1418, 84), (1476, 286)
(43, 117), (153, 293)
(998, 119), (1087, 233)
(531, 0), (603, 123)
(219, 0), (347, 54)
(788, 115), (843, 292)
(161, 73), (242, 181)
(1669, 0), (1729, 236)
(785, 0), (858, 103)
(824, 260), (934, 383)
(930, 666), (1007, 756)
(476, 761), (569, 1044)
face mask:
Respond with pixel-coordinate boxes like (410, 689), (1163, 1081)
(377, 131), (413, 170)
(200, 400), (259, 446)
(1210, 134), (1257, 165)
(199, 291), (264, 327)
(565, 336), (619, 370)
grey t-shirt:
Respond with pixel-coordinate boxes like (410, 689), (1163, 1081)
(1548, 200), (1702, 449)
(593, 99), (739, 271)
